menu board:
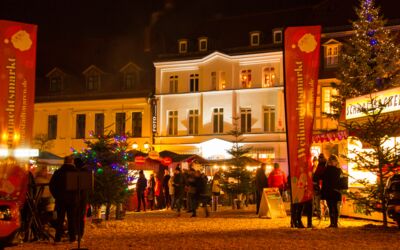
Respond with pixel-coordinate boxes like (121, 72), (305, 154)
(258, 188), (286, 218)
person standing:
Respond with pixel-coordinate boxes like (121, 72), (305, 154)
(73, 158), (90, 240)
(49, 156), (78, 243)
(154, 175), (162, 209)
(163, 169), (171, 209)
(321, 154), (342, 228)
(211, 172), (221, 211)
(255, 163), (268, 215)
(147, 174), (155, 210)
(136, 170), (147, 212)
(268, 163), (287, 196)
(168, 172), (175, 209)
(173, 166), (184, 216)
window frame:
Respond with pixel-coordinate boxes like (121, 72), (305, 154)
(76, 114), (86, 139)
(213, 108), (224, 134)
(198, 38), (208, 51)
(325, 44), (339, 68)
(250, 32), (260, 46)
(240, 108), (252, 133)
(169, 75), (178, 93)
(132, 112), (143, 137)
(115, 112), (126, 135)
(48, 115), (57, 140)
(240, 70), (252, 88)
(179, 40), (188, 53)
(263, 66), (276, 87)
(321, 87), (338, 115)
(189, 74), (199, 92)
(167, 110), (178, 136)
(263, 106), (276, 132)
(188, 109), (199, 135)
(273, 30), (283, 44)
(95, 113), (104, 137)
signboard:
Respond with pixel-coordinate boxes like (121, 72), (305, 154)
(134, 156), (146, 165)
(0, 20), (37, 148)
(284, 26), (321, 204)
(258, 188), (286, 218)
(148, 150), (159, 160)
(151, 99), (157, 133)
(161, 156), (172, 166)
(346, 86), (400, 120)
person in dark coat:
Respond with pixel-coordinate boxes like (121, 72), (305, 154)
(162, 169), (171, 209)
(73, 158), (89, 240)
(255, 163), (268, 214)
(49, 156), (78, 242)
(173, 166), (184, 216)
(321, 154), (342, 228)
(147, 174), (156, 210)
(312, 154), (326, 219)
(136, 170), (147, 212)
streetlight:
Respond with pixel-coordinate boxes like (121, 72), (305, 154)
(143, 142), (150, 151)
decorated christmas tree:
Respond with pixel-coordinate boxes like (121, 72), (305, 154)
(331, 0), (400, 227)
(223, 117), (253, 208)
(72, 131), (133, 220)
(330, 0), (400, 118)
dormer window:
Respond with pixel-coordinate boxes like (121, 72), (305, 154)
(49, 76), (62, 92)
(323, 40), (341, 68)
(250, 31), (260, 46)
(273, 29), (283, 44)
(198, 37), (208, 52)
(178, 39), (188, 53)
(87, 74), (100, 90)
(124, 73), (137, 89)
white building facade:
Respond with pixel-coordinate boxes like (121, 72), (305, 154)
(153, 51), (288, 170)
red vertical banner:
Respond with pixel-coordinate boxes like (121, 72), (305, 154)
(284, 26), (321, 204)
(0, 20), (37, 148)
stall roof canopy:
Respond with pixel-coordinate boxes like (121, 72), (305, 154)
(37, 151), (63, 165)
(159, 150), (209, 164)
(208, 156), (262, 166)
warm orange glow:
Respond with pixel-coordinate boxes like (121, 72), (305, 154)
(1, 133), (7, 141)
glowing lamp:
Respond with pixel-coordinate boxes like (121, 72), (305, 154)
(132, 142), (138, 150)
(13, 148), (39, 158)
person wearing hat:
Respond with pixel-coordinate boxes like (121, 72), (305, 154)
(173, 166), (184, 216)
(135, 170), (147, 212)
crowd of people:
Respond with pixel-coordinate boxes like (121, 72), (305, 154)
(22, 152), (344, 245)
(135, 166), (215, 218)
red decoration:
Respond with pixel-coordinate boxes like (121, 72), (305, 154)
(135, 156), (146, 165)
(161, 157), (172, 166)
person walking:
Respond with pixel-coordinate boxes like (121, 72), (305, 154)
(163, 169), (171, 209)
(255, 163), (268, 215)
(321, 154), (342, 228)
(268, 163), (287, 196)
(173, 166), (184, 216)
(211, 172), (221, 211)
(49, 156), (79, 243)
(154, 175), (162, 209)
(186, 168), (196, 213)
(136, 170), (147, 212)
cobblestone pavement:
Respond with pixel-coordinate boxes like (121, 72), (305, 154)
(4, 205), (400, 250)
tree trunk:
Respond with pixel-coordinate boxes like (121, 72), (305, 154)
(378, 163), (388, 227)
(105, 203), (111, 220)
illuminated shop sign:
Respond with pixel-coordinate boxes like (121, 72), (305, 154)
(346, 87), (400, 120)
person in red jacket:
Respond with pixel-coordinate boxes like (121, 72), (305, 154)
(268, 163), (287, 195)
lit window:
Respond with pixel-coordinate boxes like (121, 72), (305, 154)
(190, 74), (199, 92)
(240, 108), (251, 133)
(76, 114), (86, 139)
(219, 72), (226, 89)
(241, 70), (252, 88)
(263, 66), (276, 87)
(169, 75), (178, 93)
(188, 109), (199, 135)
(213, 108), (224, 134)
(325, 44), (339, 67)
(168, 111), (178, 135)
(263, 107), (276, 132)
(178, 39), (188, 53)
(250, 32), (260, 46)
(273, 30), (282, 44)
(322, 87), (338, 114)
(211, 72), (217, 90)
(198, 37), (208, 51)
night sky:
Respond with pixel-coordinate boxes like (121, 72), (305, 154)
(0, 0), (399, 77)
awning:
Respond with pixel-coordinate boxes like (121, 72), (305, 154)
(36, 151), (63, 165)
(312, 130), (348, 143)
